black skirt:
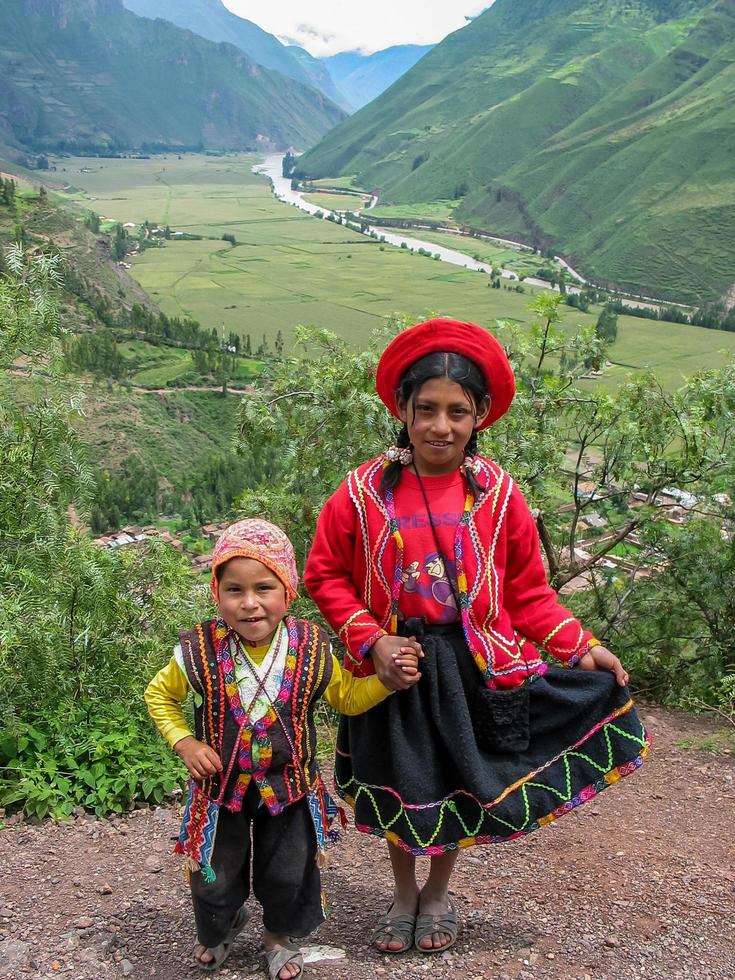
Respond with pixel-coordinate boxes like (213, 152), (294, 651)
(335, 624), (649, 855)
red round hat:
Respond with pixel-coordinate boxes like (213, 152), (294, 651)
(375, 317), (515, 429)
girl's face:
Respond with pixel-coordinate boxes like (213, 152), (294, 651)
(397, 376), (489, 476)
(216, 557), (287, 647)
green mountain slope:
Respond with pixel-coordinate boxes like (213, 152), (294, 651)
(285, 47), (351, 111)
(297, 0), (735, 304)
(0, 0), (344, 157)
(121, 0), (316, 90)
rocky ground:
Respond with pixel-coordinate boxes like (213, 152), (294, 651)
(1, 706), (734, 980)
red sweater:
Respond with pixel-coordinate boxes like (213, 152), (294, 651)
(304, 455), (593, 689)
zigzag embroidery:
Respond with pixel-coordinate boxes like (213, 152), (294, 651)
(337, 712), (649, 854)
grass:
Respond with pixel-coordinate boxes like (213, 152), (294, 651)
(52, 154), (735, 387)
(308, 175), (365, 191)
(301, 192), (369, 211)
(80, 386), (239, 478)
(369, 200), (459, 223)
(675, 731), (735, 755)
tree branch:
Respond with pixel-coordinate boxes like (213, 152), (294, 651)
(555, 518), (641, 587)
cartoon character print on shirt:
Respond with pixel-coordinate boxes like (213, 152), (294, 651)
(401, 550), (459, 623)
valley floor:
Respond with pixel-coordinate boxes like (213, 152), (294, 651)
(0, 707), (733, 979)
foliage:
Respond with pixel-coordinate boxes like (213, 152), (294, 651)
(0, 701), (185, 819)
(595, 305), (618, 344)
(235, 296), (735, 707)
(0, 246), (206, 817)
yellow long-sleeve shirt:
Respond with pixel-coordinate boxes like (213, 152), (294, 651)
(145, 646), (391, 749)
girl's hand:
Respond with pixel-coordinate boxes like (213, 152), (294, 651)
(174, 736), (223, 780)
(394, 649), (422, 687)
(371, 635), (424, 691)
(579, 645), (629, 687)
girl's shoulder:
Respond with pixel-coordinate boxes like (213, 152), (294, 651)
(323, 456), (386, 505)
(347, 455), (386, 484)
(474, 455), (513, 493)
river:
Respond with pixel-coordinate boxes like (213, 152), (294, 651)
(252, 154), (557, 291)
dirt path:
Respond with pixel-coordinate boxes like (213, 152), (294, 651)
(1, 706), (733, 980)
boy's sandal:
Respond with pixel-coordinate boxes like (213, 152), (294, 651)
(371, 905), (417, 954)
(262, 942), (304, 980)
(414, 898), (459, 953)
(194, 905), (250, 972)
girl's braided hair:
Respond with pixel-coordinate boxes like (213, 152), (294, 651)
(380, 351), (488, 497)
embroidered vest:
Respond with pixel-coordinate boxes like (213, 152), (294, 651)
(177, 617), (333, 814)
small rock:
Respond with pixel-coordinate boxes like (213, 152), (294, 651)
(604, 937), (620, 948)
(99, 884), (113, 895)
(74, 916), (94, 930)
(121, 959), (135, 976)
(143, 856), (162, 874)
(546, 952), (556, 959)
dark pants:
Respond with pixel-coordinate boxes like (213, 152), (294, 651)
(190, 784), (324, 947)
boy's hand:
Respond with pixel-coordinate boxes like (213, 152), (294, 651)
(174, 736), (223, 780)
(579, 645), (629, 687)
(371, 635), (424, 690)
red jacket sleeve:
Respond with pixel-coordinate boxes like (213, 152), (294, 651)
(304, 480), (387, 671)
(502, 485), (593, 664)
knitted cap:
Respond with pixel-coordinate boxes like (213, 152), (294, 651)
(209, 518), (298, 606)
(375, 317), (515, 428)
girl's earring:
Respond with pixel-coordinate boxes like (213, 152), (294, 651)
(386, 445), (413, 466)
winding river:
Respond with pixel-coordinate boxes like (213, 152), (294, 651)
(252, 154), (558, 292)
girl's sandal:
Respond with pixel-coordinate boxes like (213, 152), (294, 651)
(371, 906), (417, 954)
(194, 905), (250, 972)
(262, 942), (304, 980)
(414, 898), (459, 953)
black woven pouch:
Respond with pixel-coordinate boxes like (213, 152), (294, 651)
(472, 674), (538, 753)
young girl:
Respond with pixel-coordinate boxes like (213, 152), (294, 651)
(304, 317), (648, 955)
(145, 518), (420, 979)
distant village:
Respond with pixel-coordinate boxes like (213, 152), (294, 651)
(93, 484), (731, 595)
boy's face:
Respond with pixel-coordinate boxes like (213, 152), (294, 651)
(216, 557), (287, 647)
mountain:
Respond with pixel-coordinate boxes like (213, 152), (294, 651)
(0, 0), (344, 158)
(121, 0), (315, 90)
(322, 45), (433, 111)
(120, 2), (427, 112)
(297, 0), (735, 305)
(285, 46), (352, 111)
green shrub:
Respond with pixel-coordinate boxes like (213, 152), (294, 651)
(0, 702), (186, 819)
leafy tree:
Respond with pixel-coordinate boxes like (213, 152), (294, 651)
(111, 223), (127, 261)
(595, 304), (618, 344)
(83, 210), (101, 234)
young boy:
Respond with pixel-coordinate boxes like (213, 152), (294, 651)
(145, 518), (420, 979)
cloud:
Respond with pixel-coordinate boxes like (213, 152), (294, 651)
(223, 2), (491, 56)
(294, 22), (337, 45)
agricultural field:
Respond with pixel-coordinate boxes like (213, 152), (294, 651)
(116, 340), (262, 388)
(301, 192), (370, 211)
(368, 199), (459, 223)
(53, 154), (735, 388)
(409, 229), (557, 281)
(308, 176), (365, 191)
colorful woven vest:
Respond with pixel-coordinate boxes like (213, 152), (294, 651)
(176, 617), (333, 813)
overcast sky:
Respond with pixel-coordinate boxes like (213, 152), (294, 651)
(223, 2), (491, 56)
